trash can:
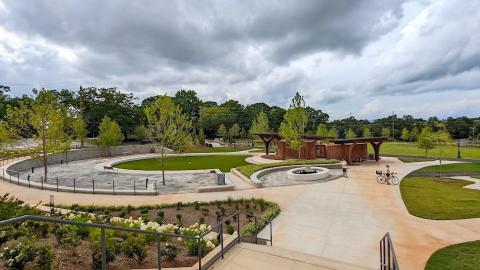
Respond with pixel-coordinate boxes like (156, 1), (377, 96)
(217, 173), (226, 185)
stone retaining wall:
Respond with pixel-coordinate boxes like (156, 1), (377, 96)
(7, 145), (173, 172)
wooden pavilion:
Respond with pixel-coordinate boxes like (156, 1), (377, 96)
(253, 132), (387, 165)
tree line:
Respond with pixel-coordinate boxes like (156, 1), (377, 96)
(0, 86), (479, 145)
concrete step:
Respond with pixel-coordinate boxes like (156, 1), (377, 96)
(211, 243), (375, 270)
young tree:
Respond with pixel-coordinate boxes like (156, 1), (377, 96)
(400, 128), (410, 142)
(362, 127), (372, 138)
(229, 123), (240, 143)
(279, 92), (308, 159)
(250, 111), (270, 133)
(381, 127), (391, 138)
(417, 127), (435, 157)
(316, 124), (329, 137)
(328, 128), (339, 139)
(0, 121), (10, 150)
(30, 91), (71, 182)
(410, 127), (419, 142)
(217, 124), (228, 141)
(134, 125), (148, 142)
(346, 128), (357, 139)
(97, 115), (125, 155)
(145, 96), (192, 185)
(198, 128), (205, 145)
(250, 111), (272, 153)
(72, 116), (88, 148)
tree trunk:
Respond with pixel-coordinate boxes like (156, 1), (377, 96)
(42, 138), (47, 182)
(161, 143), (165, 186)
(80, 138), (84, 148)
(425, 148), (428, 157)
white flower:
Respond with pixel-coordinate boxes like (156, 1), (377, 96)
(206, 241), (215, 250)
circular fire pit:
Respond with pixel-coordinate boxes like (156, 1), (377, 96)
(286, 166), (330, 181)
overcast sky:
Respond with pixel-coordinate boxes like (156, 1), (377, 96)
(0, 0), (479, 120)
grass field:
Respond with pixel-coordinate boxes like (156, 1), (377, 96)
(236, 159), (339, 177)
(368, 142), (480, 159)
(115, 155), (250, 172)
(186, 145), (249, 153)
(398, 157), (434, 163)
(400, 176), (480, 219)
(425, 241), (480, 270)
(414, 163), (480, 174)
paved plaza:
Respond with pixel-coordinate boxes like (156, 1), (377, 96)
(2, 156), (480, 269)
(12, 157), (218, 194)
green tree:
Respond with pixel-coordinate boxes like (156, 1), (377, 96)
(199, 106), (236, 137)
(97, 116), (125, 155)
(0, 121), (10, 154)
(198, 128), (205, 145)
(381, 127), (391, 138)
(134, 125), (148, 142)
(217, 124), (228, 141)
(328, 128), (339, 138)
(145, 95), (192, 185)
(346, 128), (357, 139)
(230, 123), (240, 142)
(410, 127), (419, 142)
(30, 90), (71, 182)
(316, 124), (329, 137)
(279, 92), (308, 159)
(72, 116), (87, 148)
(250, 111), (270, 134)
(362, 127), (372, 138)
(400, 128), (410, 142)
(418, 127), (435, 157)
(172, 89), (202, 120)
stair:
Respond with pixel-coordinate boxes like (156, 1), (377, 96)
(210, 243), (375, 270)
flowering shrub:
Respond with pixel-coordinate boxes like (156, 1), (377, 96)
(163, 242), (178, 260)
(179, 223), (216, 256)
(0, 238), (36, 269)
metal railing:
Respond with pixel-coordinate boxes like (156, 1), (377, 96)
(0, 210), (273, 270)
(1, 168), (162, 195)
(380, 232), (399, 270)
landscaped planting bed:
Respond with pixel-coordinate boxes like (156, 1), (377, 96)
(236, 159), (339, 177)
(0, 195), (280, 269)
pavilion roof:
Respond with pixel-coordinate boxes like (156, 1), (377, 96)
(331, 137), (388, 144)
(252, 132), (333, 140)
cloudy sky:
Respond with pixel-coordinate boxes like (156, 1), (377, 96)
(0, 0), (479, 119)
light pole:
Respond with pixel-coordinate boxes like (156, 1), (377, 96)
(457, 140), (461, 159)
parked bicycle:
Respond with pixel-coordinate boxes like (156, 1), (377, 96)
(376, 170), (399, 185)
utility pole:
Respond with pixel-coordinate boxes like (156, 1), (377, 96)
(391, 111), (395, 140)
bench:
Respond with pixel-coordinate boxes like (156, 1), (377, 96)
(359, 156), (369, 162)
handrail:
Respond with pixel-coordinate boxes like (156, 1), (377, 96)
(0, 209), (274, 270)
(380, 232), (399, 270)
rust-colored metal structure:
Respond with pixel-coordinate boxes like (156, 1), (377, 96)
(253, 133), (387, 165)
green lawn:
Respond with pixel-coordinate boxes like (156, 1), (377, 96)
(425, 241), (480, 270)
(400, 176), (480, 219)
(414, 163), (480, 174)
(398, 157), (434, 163)
(368, 142), (480, 159)
(115, 155), (250, 172)
(186, 146), (249, 153)
(236, 159), (339, 177)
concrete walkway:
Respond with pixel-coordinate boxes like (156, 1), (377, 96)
(2, 157), (480, 269)
(450, 175), (480, 190)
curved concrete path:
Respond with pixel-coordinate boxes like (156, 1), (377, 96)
(2, 157), (480, 269)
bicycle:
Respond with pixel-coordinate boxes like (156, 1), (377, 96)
(375, 171), (399, 185)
